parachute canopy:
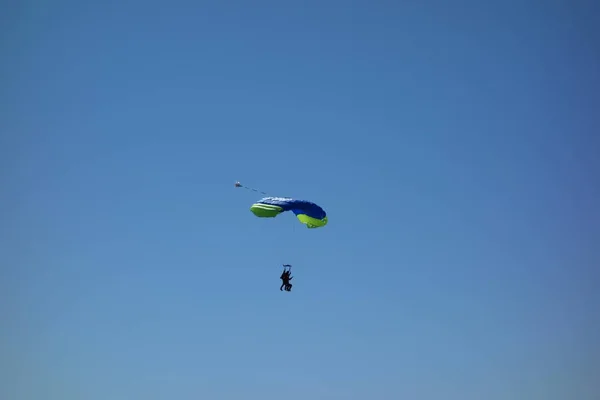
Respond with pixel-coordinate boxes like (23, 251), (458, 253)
(250, 197), (328, 229)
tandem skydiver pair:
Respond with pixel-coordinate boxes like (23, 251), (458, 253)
(280, 264), (293, 292)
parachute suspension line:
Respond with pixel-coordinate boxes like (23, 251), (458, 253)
(234, 181), (269, 196)
(289, 209), (296, 260)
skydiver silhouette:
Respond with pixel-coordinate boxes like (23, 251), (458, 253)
(280, 265), (293, 291)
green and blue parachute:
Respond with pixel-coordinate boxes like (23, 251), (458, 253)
(250, 197), (328, 228)
(235, 181), (327, 229)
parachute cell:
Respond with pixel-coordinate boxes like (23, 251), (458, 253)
(250, 197), (328, 229)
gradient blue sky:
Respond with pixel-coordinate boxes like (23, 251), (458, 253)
(2, 1), (599, 399)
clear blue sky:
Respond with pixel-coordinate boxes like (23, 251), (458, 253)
(2, 1), (599, 399)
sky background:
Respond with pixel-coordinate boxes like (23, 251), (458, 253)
(1, 1), (599, 399)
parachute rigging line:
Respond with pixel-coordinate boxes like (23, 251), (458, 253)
(235, 181), (269, 196)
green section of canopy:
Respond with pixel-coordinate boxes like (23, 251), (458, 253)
(297, 214), (328, 228)
(250, 203), (283, 218)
